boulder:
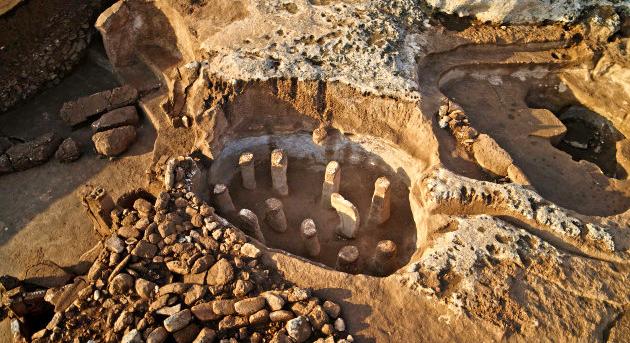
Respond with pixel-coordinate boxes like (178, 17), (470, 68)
(286, 316), (312, 342)
(109, 85), (138, 109)
(104, 235), (125, 253)
(173, 324), (201, 343)
(193, 327), (216, 343)
(135, 278), (157, 299)
(240, 243), (261, 258)
(131, 240), (158, 259)
(147, 327), (168, 343)
(60, 90), (111, 126)
(55, 137), (81, 162)
(270, 310), (295, 322)
(60, 85), (138, 126)
(92, 125), (137, 157)
(262, 292), (285, 311)
(234, 296), (266, 316)
(206, 258), (234, 287)
(164, 309), (192, 332)
(121, 329), (142, 343)
(191, 302), (221, 321)
(108, 273), (134, 295)
(6, 132), (62, 170)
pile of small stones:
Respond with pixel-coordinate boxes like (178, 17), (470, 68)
(436, 96), (528, 183)
(436, 96), (478, 145)
(25, 171), (351, 342)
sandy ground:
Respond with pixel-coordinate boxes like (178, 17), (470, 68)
(0, 45), (156, 340)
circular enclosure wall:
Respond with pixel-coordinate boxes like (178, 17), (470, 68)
(209, 130), (421, 276)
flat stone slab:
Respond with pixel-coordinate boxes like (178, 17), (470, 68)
(60, 85), (138, 126)
(91, 106), (139, 132)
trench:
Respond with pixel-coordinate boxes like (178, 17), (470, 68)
(438, 63), (630, 216)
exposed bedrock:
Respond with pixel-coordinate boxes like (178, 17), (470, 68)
(426, 0), (629, 24)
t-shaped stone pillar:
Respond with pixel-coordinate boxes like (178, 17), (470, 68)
(300, 219), (321, 257)
(336, 245), (359, 274)
(331, 193), (360, 239)
(239, 152), (256, 190)
(321, 161), (341, 208)
(270, 149), (288, 196)
(213, 184), (236, 214)
(371, 240), (397, 276)
(265, 198), (287, 233)
(238, 209), (266, 245)
(368, 176), (391, 225)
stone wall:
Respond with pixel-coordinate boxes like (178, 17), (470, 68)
(0, 0), (109, 113)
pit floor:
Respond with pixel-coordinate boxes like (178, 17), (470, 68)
(225, 153), (417, 276)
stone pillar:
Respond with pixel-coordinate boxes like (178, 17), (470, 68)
(270, 149), (289, 196)
(300, 219), (320, 257)
(335, 245), (359, 274)
(238, 209), (266, 244)
(213, 184), (236, 214)
(320, 161), (341, 208)
(80, 185), (115, 236)
(371, 240), (397, 276)
(368, 177), (391, 225)
(239, 152), (256, 190)
(331, 193), (360, 239)
(164, 158), (177, 189)
(265, 198), (287, 233)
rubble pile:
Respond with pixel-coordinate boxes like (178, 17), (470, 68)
(1, 157), (351, 343)
(436, 97), (529, 184)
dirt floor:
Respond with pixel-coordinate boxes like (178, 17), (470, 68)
(440, 71), (630, 216)
(0, 43), (156, 340)
(219, 133), (417, 275)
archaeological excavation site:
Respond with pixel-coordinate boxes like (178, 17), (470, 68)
(1, 0), (630, 342)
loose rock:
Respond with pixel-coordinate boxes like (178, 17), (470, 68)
(55, 137), (81, 162)
(92, 125), (137, 157)
(286, 316), (312, 343)
(91, 106), (140, 132)
(164, 309), (192, 332)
